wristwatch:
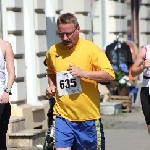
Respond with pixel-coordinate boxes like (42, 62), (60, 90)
(4, 88), (12, 95)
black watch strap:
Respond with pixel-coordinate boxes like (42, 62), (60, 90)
(4, 88), (12, 95)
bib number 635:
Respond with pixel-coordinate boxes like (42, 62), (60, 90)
(59, 79), (77, 89)
(56, 71), (82, 96)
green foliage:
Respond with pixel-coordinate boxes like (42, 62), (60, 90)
(114, 69), (131, 87)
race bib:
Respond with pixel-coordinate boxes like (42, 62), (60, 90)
(56, 71), (82, 96)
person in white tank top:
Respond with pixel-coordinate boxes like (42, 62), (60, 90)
(0, 39), (15, 150)
(131, 45), (150, 135)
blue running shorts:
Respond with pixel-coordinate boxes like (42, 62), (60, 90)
(54, 114), (105, 150)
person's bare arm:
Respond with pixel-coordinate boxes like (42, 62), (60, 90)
(81, 70), (114, 81)
(5, 41), (15, 89)
(68, 65), (114, 81)
(0, 41), (15, 104)
(46, 74), (56, 98)
(131, 47), (146, 77)
(48, 74), (56, 87)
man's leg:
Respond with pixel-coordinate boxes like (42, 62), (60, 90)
(0, 103), (11, 149)
(72, 118), (105, 150)
(147, 125), (150, 135)
(55, 115), (74, 150)
(140, 87), (150, 134)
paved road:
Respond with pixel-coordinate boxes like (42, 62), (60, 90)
(8, 104), (150, 150)
(101, 105), (150, 150)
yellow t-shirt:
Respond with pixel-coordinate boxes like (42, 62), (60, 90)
(46, 38), (115, 121)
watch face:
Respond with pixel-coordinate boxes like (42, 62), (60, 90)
(5, 88), (11, 93)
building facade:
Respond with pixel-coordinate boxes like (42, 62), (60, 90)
(1, 0), (148, 131)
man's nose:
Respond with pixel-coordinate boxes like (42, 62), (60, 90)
(62, 33), (68, 40)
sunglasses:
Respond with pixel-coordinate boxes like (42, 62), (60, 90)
(58, 29), (76, 38)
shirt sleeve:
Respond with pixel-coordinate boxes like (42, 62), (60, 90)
(46, 48), (55, 74)
(91, 45), (115, 79)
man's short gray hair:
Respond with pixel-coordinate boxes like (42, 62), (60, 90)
(57, 13), (79, 28)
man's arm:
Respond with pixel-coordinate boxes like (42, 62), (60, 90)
(5, 41), (15, 89)
(48, 74), (56, 87)
(0, 41), (15, 104)
(81, 70), (114, 81)
(46, 74), (56, 98)
(68, 65), (114, 82)
(131, 47), (146, 77)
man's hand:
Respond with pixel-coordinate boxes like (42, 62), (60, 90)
(143, 60), (150, 69)
(68, 65), (84, 78)
(46, 86), (56, 98)
(0, 92), (9, 104)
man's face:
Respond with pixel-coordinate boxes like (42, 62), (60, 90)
(57, 23), (80, 49)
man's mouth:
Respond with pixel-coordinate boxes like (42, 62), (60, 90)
(63, 41), (72, 45)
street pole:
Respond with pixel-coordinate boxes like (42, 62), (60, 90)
(131, 0), (134, 42)
(135, 0), (140, 48)
(131, 0), (140, 48)
(45, 0), (56, 49)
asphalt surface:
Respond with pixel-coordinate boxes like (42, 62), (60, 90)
(101, 104), (150, 150)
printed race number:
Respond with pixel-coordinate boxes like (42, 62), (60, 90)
(56, 71), (82, 96)
(59, 79), (77, 89)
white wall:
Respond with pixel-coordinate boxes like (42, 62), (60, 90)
(1, 0), (129, 106)
(1, 0), (50, 106)
(139, 1), (150, 47)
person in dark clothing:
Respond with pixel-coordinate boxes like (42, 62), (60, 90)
(105, 41), (133, 73)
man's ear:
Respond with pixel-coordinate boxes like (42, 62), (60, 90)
(76, 26), (80, 33)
